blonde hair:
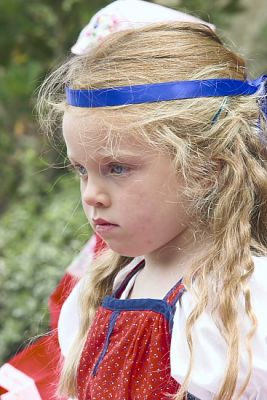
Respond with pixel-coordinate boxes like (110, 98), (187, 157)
(38, 22), (267, 400)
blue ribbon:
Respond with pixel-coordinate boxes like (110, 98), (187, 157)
(65, 75), (267, 114)
(256, 75), (267, 119)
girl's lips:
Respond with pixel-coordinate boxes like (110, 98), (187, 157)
(94, 223), (119, 234)
(92, 218), (119, 234)
(93, 218), (117, 225)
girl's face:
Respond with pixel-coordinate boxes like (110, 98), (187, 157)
(63, 110), (193, 257)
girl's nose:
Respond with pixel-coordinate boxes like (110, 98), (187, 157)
(81, 178), (111, 208)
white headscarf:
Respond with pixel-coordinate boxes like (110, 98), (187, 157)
(71, 0), (215, 55)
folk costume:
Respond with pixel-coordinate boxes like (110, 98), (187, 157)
(59, 256), (267, 399)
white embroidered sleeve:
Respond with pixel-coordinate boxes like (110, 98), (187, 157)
(57, 279), (83, 358)
(58, 257), (143, 357)
(170, 256), (267, 400)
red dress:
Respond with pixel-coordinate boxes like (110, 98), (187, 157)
(77, 260), (187, 400)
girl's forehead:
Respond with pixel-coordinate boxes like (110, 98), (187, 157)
(62, 109), (153, 159)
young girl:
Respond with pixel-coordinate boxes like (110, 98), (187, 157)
(38, 2), (267, 399)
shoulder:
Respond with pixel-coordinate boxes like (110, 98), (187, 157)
(248, 256), (267, 337)
(249, 256), (267, 348)
(57, 257), (143, 357)
(251, 255), (267, 294)
(58, 278), (84, 358)
(170, 255), (267, 400)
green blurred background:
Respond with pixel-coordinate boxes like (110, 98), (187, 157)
(0, 0), (266, 364)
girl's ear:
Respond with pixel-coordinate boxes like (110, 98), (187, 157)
(213, 158), (223, 173)
(259, 143), (267, 159)
(199, 158), (223, 191)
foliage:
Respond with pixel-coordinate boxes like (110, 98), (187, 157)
(178, 0), (244, 24)
(0, 143), (90, 362)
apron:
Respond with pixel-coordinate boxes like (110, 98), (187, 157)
(77, 260), (197, 400)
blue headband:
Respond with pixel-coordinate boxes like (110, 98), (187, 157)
(66, 75), (267, 109)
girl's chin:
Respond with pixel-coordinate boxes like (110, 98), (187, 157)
(107, 243), (144, 258)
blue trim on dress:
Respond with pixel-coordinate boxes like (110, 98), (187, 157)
(163, 277), (183, 301)
(92, 310), (120, 376)
(187, 393), (201, 400)
(103, 295), (175, 321)
(114, 259), (145, 299)
(92, 262), (187, 376)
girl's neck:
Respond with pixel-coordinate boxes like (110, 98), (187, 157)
(144, 227), (208, 276)
(128, 229), (210, 300)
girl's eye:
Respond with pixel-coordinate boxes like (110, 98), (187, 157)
(109, 164), (129, 175)
(75, 164), (87, 177)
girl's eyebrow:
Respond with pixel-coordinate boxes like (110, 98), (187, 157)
(97, 149), (141, 158)
(66, 152), (143, 166)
